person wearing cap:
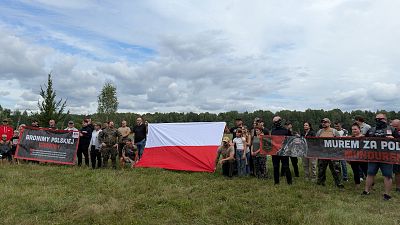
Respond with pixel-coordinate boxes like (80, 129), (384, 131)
(65, 121), (78, 131)
(120, 138), (138, 168)
(215, 136), (235, 177)
(89, 122), (102, 169)
(0, 118), (13, 141)
(77, 119), (93, 166)
(315, 118), (343, 188)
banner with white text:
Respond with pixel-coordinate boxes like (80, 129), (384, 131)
(15, 127), (80, 164)
(260, 136), (400, 164)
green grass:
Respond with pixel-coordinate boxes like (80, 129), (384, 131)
(0, 162), (399, 225)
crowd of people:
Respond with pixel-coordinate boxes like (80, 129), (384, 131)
(1, 112), (400, 201)
(0, 116), (148, 169)
(216, 113), (400, 201)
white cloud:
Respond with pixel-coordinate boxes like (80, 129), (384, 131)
(0, 0), (399, 114)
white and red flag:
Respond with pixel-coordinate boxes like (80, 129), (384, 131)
(135, 122), (225, 172)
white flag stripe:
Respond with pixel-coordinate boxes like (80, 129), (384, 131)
(146, 122), (226, 148)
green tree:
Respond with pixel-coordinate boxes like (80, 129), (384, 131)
(97, 82), (118, 121)
(37, 73), (69, 126)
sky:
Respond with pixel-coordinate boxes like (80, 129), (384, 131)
(0, 0), (399, 115)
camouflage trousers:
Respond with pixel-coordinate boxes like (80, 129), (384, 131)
(102, 146), (118, 168)
(317, 159), (342, 186)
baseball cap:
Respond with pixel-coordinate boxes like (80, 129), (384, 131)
(68, 120), (74, 124)
(222, 137), (230, 143)
(321, 118), (331, 123)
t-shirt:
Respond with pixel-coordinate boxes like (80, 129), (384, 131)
(317, 128), (340, 137)
(233, 137), (245, 151)
(217, 146), (234, 160)
(132, 124), (146, 143)
(118, 126), (131, 138)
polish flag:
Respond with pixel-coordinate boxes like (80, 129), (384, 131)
(135, 122), (226, 172)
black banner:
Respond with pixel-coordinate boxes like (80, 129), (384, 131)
(306, 137), (400, 164)
(260, 135), (400, 164)
(15, 127), (79, 164)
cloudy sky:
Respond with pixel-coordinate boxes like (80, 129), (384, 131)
(0, 0), (399, 114)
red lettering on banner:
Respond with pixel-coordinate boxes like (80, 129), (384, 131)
(382, 152), (389, 161)
(374, 152), (381, 160)
(358, 150), (367, 159)
(368, 152), (375, 160)
(38, 142), (60, 150)
(390, 153), (397, 162)
(344, 150), (353, 160)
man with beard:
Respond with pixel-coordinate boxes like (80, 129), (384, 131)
(271, 115), (292, 185)
(99, 121), (121, 169)
(362, 113), (399, 200)
(316, 118), (344, 188)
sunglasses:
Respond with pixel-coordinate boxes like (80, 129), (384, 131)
(321, 120), (329, 123)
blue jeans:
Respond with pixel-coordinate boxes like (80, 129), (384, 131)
(245, 151), (251, 175)
(136, 139), (146, 159)
(341, 160), (348, 180)
(236, 150), (246, 176)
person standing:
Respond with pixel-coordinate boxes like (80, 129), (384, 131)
(271, 115), (292, 185)
(118, 120), (131, 158)
(89, 123), (102, 169)
(215, 137), (235, 177)
(0, 118), (14, 141)
(64, 121), (78, 131)
(390, 119), (400, 192)
(316, 118), (344, 188)
(362, 113), (399, 200)
(284, 120), (299, 177)
(301, 121), (316, 181)
(334, 122), (349, 182)
(233, 129), (247, 176)
(251, 126), (267, 178)
(349, 123), (368, 188)
(48, 119), (57, 130)
(354, 115), (371, 135)
(77, 119), (93, 166)
(131, 117), (147, 159)
(99, 121), (121, 169)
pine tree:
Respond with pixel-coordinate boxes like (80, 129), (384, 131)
(37, 73), (69, 126)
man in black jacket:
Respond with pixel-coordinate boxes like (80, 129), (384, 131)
(271, 115), (292, 185)
(77, 119), (93, 166)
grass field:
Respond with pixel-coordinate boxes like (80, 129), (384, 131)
(0, 162), (399, 225)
